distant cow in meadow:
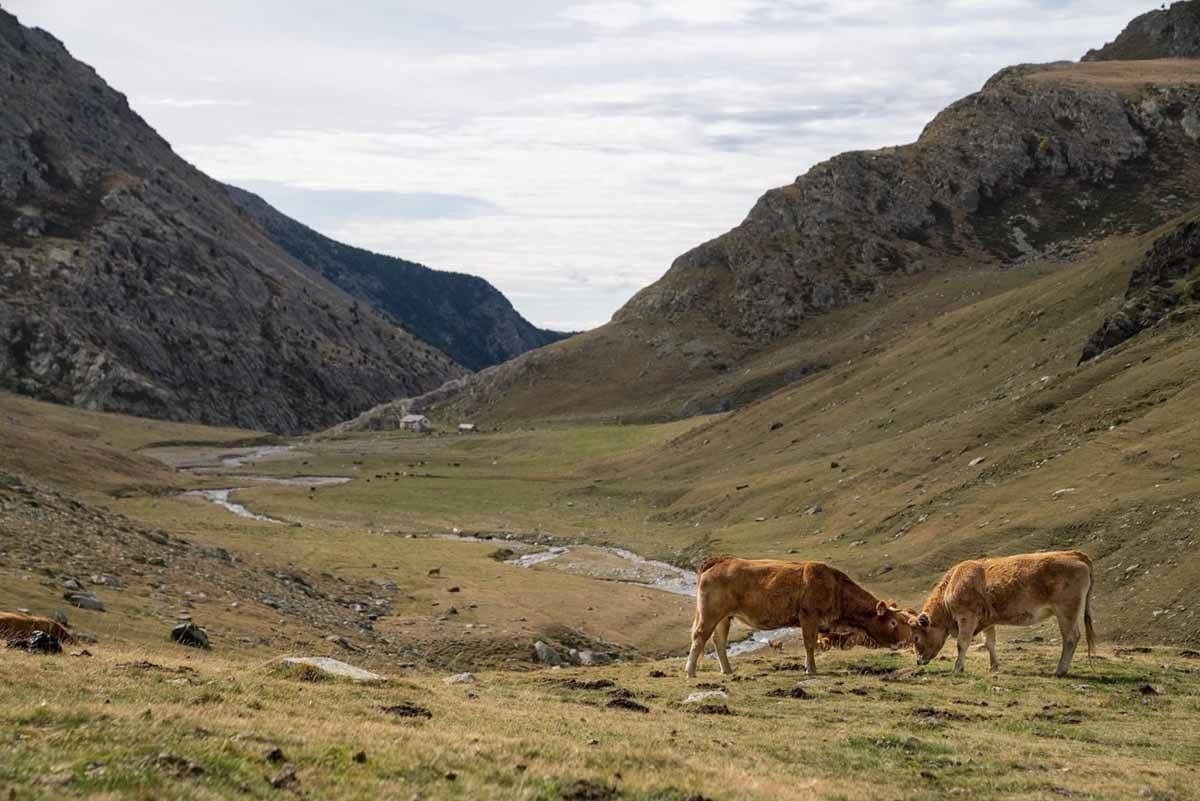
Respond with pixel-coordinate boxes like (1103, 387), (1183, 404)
(902, 550), (1095, 677)
(686, 556), (913, 677)
(818, 628), (880, 651)
(0, 612), (74, 644)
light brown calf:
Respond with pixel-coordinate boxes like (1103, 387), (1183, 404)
(0, 612), (74, 643)
(904, 550), (1095, 677)
(686, 556), (912, 677)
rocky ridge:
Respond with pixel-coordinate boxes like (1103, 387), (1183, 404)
(0, 9), (479, 433)
(1080, 214), (1200, 363)
(224, 186), (568, 372)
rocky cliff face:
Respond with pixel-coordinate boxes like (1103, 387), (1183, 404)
(615, 60), (1200, 342)
(1084, 1), (1200, 61)
(0, 9), (466, 433)
(224, 187), (568, 372)
(1080, 215), (1200, 363)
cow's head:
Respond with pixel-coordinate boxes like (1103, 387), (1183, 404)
(904, 611), (950, 665)
(862, 600), (914, 648)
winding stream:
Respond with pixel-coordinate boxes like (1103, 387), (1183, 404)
(184, 472), (791, 654)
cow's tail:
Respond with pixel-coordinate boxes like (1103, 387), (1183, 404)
(1082, 556), (1096, 664)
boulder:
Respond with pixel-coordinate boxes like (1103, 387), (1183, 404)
(280, 657), (386, 683)
(171, 622), (210, 649)
(443, 672), (476, 685)
(63, 592), (105, 611)
(534, 640), (566, 666)
(577, 650), (613, 667)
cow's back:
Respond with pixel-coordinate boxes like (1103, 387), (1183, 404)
(697, 558), (843, 628)
(978, 551), (1091, 623)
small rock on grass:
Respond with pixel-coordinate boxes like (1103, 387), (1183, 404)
(684, 691), (728, 704)
(268, 764), (297, 789)
(444, 672), (475, 685)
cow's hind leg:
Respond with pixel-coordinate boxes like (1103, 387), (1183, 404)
(686, 614), (720, 678)
(1054, 600), (1084, 678)
(801, 619), (820, 675)
(983, 626), (999, 672)
(711, 617), (734, 675)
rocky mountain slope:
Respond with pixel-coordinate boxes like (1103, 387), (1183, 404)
(1084, 1), (1200, 61)
(224, 186), (567, 372)
(0, 9), (551, 434)
(405, 34), (1200, 425)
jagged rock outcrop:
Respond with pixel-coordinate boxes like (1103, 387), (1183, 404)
(0, 9), (470, 433)
(1080, 216), (1200, 362)
(224, 186), (568, 371)
(1084, 1), (1200, 62)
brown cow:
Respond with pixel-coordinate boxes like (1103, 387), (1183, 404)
(686, 556), (912, 677)
(0, 612), (74, 644)
(903, 550), (1095, 677)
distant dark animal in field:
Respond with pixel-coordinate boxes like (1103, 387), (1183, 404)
(818, 628), (880, 651)
(0, 612), (74, 644)
(902, 550), (1095, 677)
(687, 556), (912, 677)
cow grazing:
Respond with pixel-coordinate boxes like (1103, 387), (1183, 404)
(686, 556), (912, 677)
(904, 550), (1095, 677)
(0, 612), (74, 644)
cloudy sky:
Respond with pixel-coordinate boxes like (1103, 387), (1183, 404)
(11, 1), (1145, 331)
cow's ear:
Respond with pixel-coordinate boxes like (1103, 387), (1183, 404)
(876, 600), (889, 617)
(917, 613), (931, 628)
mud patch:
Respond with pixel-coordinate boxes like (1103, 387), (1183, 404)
(912, 707), (971, 722)
(766, 685), (811, 699)
(560, 779), (619, 801)
(605, 697), (650, 713)
(379, 703), (432, 720)
(556, 678), (616, 691)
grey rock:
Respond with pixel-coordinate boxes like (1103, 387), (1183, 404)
(63, 592), (104, 611)
(280, 657), (386, 683)
(577, 650), (613, 667)
(170, 622), (210, 649)
(443, 672), (475, 684)
(534, 640), (567, 666)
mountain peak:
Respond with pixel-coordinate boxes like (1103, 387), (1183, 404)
(1083, 1), (1200, 62)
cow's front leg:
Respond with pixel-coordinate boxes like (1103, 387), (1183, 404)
(800, 619), (820, 675)
(954, 617), (977, 674)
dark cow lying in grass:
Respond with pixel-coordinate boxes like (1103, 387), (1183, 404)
(902, 550), (1095, 677)
(686, 556), (913, 677)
